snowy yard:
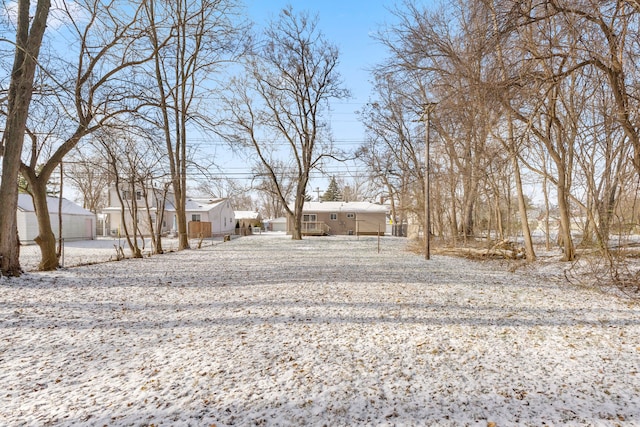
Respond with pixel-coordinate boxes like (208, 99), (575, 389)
(2, 233), (640, 426)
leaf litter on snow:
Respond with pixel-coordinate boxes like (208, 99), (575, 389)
(2, 233), (640, 426)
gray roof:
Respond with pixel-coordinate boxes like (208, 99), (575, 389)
(17, 194), (94, 216)
(302, 201), (389, 214)
(164, 198), (228, 213)
(234, 210), (261, 220)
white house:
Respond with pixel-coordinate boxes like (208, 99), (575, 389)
(17, 194), (96, 243)
(180, 198), (236, 237)
(102, 187), (235, 238)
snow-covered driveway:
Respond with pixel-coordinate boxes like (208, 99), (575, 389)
(2, 234), (639, 426)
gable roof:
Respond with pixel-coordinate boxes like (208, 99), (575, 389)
(302, 201), (389, 214)
(17, 194), (94, 216)
(165, 198), (230, 213)
(234, 210), (261, 220)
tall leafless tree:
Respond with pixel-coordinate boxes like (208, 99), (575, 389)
(357, 72), (424, 238)
(18, 0), (157, 270)
(0, 0), (50, 277)
(64, 145), (113, 214)
(224, 6), (349, 240)
(143, 0), (246, 250)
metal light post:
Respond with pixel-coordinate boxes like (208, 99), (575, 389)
(423, 102), (436, 260)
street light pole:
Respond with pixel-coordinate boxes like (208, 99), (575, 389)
(423, 102), (436, 260)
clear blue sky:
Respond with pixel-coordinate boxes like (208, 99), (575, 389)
(243, 0), (402, 191)
(245, 0), (394, 118)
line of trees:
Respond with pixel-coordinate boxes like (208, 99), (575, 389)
(360, 0), (640, 263)
(0, 1), (349, 276)
(4, 0), (639, 277)
(0, 0), (249, 276)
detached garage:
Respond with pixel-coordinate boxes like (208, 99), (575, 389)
(17, 194), (96, 243)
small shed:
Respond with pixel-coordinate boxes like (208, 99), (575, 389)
(17, 194), (96, 243)
(267, 217), (287, 232)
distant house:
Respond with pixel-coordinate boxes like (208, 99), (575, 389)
(17, 194), (96, 243)
(235, 210), (263, 234)
(288, 201), (389, 236)
(102, 187), (235, 238)
(266, 216), (287, 232)
(182, 198), (236, 238)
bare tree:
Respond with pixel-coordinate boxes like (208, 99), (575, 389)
(65, 145), (113, 213)
(357, 73), (424, 238)
(377, 1), (506, 243)
(225, 7), (349, 239)
(546, 1), (640, 176)
(485, 0), (537, 260)
(18, 0), (156, 270)
(0, 0), (50, 277)
(143, 0), (246, 250)
(252, 162), (295, 219)
(96, 128), (168, 258)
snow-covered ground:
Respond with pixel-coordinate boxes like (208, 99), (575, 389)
(2, 233), (640, 426)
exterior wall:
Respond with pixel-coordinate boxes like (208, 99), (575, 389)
(321, 211), (356, 235)
(321, 211), (386, 235)
(106, 186), (160, 236)
(269, 217), (287, 232)
(209, 200), (235, 235)
(288, 209), (387, 236)
(108, 209), (159, 236)
(353, 212), (387, 235)
(236, 217), (261, 228)
(187, 201), (235, 236)
(106, 200), (234, 238)
(107, 186), (158, 209)
(18, 212), (96, 243)
(17, 212), (39, 241)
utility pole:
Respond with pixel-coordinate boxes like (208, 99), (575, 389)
(422, 102), (437, 260)
(314, 186), (322, 201)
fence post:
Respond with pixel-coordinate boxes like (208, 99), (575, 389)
(59, 238), (65, 268)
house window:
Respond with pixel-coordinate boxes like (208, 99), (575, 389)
(346, 213), (355, 219)
(122, 190), (131, 200)
(136, 191), (142, 201)
(303, 214), (317, 222)
(192, 214), (201, 222)
(330, 213), (337, 221)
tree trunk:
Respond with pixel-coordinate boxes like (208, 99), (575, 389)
(508, 113), (536, 261)
(290, 184), (305, 240)
(0, 0), (51, 277)
(557, 171), (575, 261)
(31, 187), (59, 270)
(154, 184), (170, 254)
(513, 154), (536, 261)
(127, 181), (143, 258)
(448, 156), (458, 244)
(461, 194), (475, 238)
(543, 175), (551, 251)
(174, 183), (190, 249)
(56, 163), (63, 259)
